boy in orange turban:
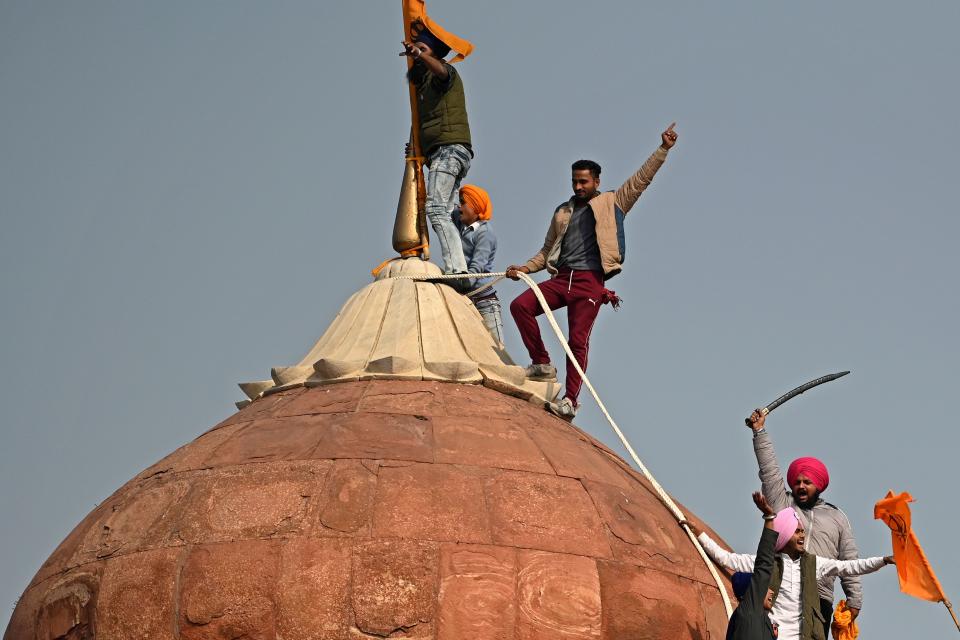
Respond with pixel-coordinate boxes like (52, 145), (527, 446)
(454, 184), (501, 342)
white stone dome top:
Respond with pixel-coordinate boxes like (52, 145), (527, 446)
(239, 258), (559, 407)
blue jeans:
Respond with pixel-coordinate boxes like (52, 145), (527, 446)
(474, 296), (504, 344)
(426, 144), (471, 274)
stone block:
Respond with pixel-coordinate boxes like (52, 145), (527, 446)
(79, 477), (190, 560)
(516, 551), (601, 640)
(351, 539), (439, 637)
(309, 412), (434, 463)
(433, 416), (554, 474)
(138, 422), (248, 478)
(437, 543), (517, 640)
(212, 389), (304, 430)
(357, 379), (445, 416)
(486, 471), (610, 558)
(97, 548), (182, 639)
(179, 540), (280, 640)
(176, 461), (330, 544)
(526, 428), (632, 489)
(317, 459), (378, 535)
(277, 538), (354, 640)
(274, 382), (366, 417)
(597, 561), (708, 640)
(204, 415), (330, 466)
(372, 463), (492, 544)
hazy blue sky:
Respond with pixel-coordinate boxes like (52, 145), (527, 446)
(2, 1), (958, 636)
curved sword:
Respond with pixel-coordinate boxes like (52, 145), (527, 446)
(744, 371), (850, 426)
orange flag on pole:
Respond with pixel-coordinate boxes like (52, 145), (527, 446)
(874, 491), (945, 601)
(402, 0), (474, 63)
(874, 491), (960, 633)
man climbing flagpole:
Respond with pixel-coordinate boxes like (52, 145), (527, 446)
(394, 0), (475, 290)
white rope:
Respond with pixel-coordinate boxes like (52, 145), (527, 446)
(388, 269), (734, 616)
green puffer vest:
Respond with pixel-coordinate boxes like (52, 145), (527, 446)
(769, 553), (827, 640)
(416, 64), (471, 157)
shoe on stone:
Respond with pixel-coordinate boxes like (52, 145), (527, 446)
(547, 397), (577, 422)
(524, 363), (558, 381)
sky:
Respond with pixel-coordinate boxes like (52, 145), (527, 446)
(1, 1), (958, 636)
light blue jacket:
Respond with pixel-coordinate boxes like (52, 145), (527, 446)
(453, 211), (497, 294)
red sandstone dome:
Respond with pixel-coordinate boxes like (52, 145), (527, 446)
(5, 380), (731, 639)
(6, 261), (733, 639)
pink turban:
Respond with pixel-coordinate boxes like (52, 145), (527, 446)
(773, 507), (801, 551)
(787, 457), (830, 492)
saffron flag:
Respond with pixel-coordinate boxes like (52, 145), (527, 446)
(831, 599), (859, 640)
(874, 491), (946, 602)
(403, 0), (474, 63)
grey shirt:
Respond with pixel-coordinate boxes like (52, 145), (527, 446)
(752, 428), (863, 609)
(557, 203), (602, 271)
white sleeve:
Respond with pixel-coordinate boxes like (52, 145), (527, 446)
(698, 533), (757, 573)
(816, 556), (887, 579)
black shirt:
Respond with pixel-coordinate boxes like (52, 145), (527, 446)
(726, 527), (778, 640)
(557, 202), (602, 271)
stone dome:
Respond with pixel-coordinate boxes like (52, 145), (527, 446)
(237, 258), (560, 407)
(5, 379), (731, 640)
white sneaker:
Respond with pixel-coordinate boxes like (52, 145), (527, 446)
(547, 397), (577, 422)
(525, 363), (558, 381)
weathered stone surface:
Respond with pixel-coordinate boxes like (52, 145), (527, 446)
(438, 543), (517, 640)
(179, 540), (280, 640)
(583, 479), (712, 583)
(527, 427), (632, 489)
(97, 548), (181, 639)
(35, 569), (101, 640)
(351, 539), (439, 637)
(204, 414), (330, 466)
(277, 538), (354, 640)
(700, 582), (732, 639)
(487, 471), (611, 558)
(309, 411), (434, 463)
(373, 463), (492, 543)
(4, 580), (43, 640)
(7, 380), (731, 640)
(597, 561), (709, 640)
(441, 383), (520, 418)
(213, 388), (304, 429)
(357, 378), (445, 415)
(316, 458), (379, 534)
(176, 461), (329, 544)
(433, 415), (554, 474)
(28, 498), (117, 588)
(80, 477), (189, 560)
(516, 551), (602, 640)
(138, 422), (248, 479)
(274, 381), (365, 417)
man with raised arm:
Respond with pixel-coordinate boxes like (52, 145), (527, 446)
(685, 492), (893, 640)
(746, 409), (862, 637)
(505, 124), (678, 420)
(401, 25), (474, 282)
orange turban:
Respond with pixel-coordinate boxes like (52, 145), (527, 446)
(460, 184), (492, 220)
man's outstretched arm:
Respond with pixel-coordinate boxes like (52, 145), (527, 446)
(613, 123), (677, 215)
(747, 409), (793, 512)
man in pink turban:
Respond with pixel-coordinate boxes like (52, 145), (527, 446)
(685, 492), (893, 640)
(746, 409), (862, 637)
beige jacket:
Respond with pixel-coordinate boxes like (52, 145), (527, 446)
(523, 145), (669, 280)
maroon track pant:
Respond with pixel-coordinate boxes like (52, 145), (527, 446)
(509, 269), (605, 406)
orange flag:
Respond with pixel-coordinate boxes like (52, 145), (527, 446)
(831, 599), (859, 640)
(874, 491), (946, 602)
(402, 0), (474, 63)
